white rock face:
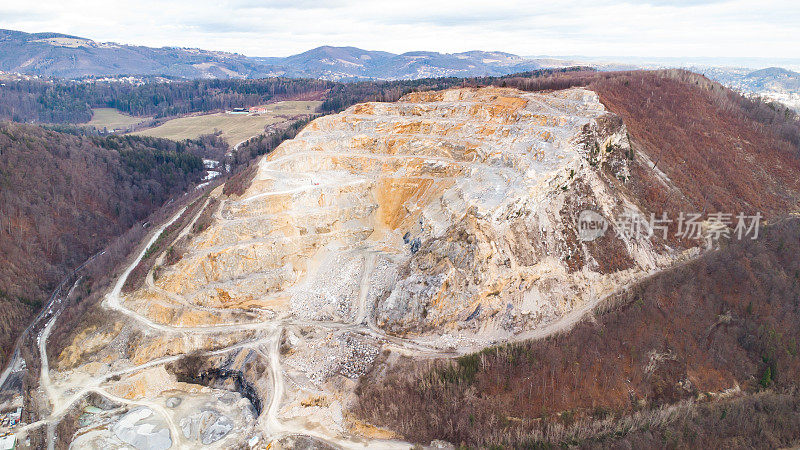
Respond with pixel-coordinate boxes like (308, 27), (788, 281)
(139, 86), (677, 347)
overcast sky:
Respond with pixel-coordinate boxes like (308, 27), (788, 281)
(0, 0), (797, 58)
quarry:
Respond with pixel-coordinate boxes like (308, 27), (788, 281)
(6, 86), (697, 448)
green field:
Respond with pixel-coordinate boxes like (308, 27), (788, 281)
(259, 101), (322, 115)
(87, 108), (149, 131)
(129, 100), (322, 145)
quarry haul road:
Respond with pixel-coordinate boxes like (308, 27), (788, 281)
(66, 197), (441, 448)
(27, 190), (654, 448)
(0, 350), (19, 393)
(21, 205), (276, 447)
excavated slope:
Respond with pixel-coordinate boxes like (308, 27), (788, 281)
(138, 87), (679, 346)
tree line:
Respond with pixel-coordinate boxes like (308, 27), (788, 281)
(0, 77), (334, 123)
(0, 121), (226, 368)
(0, 68), (593, 124)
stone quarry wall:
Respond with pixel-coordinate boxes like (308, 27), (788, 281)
(132, 87), (685, 347)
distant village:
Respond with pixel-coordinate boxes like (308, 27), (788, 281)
(227, 106), (272, 115)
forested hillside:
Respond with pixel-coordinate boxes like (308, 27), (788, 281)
(0, 122), (226, 367)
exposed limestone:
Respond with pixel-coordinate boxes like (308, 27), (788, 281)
(134, 87), (677, 344)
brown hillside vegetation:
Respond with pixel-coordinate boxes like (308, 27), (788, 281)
(354, 216), (800, 447)
(0, 122), (226, 367)
(589, 70), (800, 218)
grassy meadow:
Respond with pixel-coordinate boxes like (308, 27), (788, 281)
(129, 100), (322, 145)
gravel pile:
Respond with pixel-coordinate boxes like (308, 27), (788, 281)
(290, 252), (364, 321)
(287, 331), (380, 383)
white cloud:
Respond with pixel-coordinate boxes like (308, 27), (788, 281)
(0, 0), (796, 58)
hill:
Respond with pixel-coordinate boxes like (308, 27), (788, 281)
(0, 29), (267, 79)
(351, 69), (800, 447)
(744, 67), (800, 90)
(701, 66), (800, 111)
(355, 216), (800, 447)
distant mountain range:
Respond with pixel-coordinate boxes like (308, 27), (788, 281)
(697, 66), (800, 110)
(253, 46), (550, 81)
(3, 28), (799, 111)
(0, 29), (547, 80)
(700, 66), (800, 92)
(0, 29), (267, 79)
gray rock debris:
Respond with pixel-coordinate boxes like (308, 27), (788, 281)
(180, 408), (234, 445)
(112, 407), (172, 450)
